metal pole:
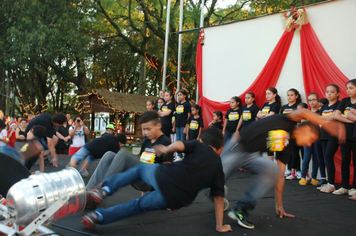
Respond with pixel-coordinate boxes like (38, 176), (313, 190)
(196, 0), (204, 103)
(5, 77), (10, 116)
(176, 0), (184, 94)
(162, 0), (171, 90)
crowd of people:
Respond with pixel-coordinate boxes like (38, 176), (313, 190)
(0, 80), (355, 233)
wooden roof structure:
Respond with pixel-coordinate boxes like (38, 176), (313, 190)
(89, 89), (158, 114)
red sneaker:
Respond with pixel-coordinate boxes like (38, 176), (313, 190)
(82, 212), (100, 230)
(87, 188), (108, 205)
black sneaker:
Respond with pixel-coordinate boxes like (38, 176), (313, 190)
(87, 188), (108, 205)
(82, 212), (100, 230)
(228, 208), (255, 229)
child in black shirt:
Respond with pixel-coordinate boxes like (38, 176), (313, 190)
(86, 111), (172, 193)
(186, 104), (204, 140)
(173, 90), (191, 147)
(236, 92), (259, 131)
(223, 96), (242, 145)
(209, 110), (223, 130)
(333, 79), (356, 195)
(158, 91), (175, 138)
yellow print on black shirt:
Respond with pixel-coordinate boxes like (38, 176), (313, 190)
(228, 112), (239, 121)
(189, 120), (199, 130)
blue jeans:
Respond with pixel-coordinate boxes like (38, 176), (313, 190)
(175, 127), (186, 157)
(71, 147), (94, 164)
(301, 145), (319, 179)
(97, 164), (168, 225)
(223, 131), (234, 148)
(221, 142), (277, 211)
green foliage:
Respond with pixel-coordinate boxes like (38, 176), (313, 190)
(0, 0), (328, 116)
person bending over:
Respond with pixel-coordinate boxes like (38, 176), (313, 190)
(67, 133), (126, 177)
(221, 109), (345, 230)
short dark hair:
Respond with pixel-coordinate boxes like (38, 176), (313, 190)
(115, 133), (127, 144)
(52, 113), (67, 124)
(298, 122), (320, 138)
(200, 127), (223, 150)
(32, 125), (46, 138)
(298, 102), (308, 109)
(16, 116), (22, 122)
(319, 98), (328, 105)
(139, 111), (160, 125)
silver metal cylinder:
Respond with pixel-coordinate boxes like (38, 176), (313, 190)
(6, 168), (86, 226)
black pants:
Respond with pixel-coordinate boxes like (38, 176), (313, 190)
(161, 124), (172, 138)
(340, 139), (356, 188)
(287, 140), (303, 171)
(321, 138), (339, 185)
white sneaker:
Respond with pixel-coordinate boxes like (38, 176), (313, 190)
(333, 187), (349, 195)
(320, 183), (335, 193)
(173, 157), (183, 162)
(348, 188), (356, 196)
(296, 171), (302, 179)
(316, 184), (327, 190)
(284, 169), (291, 177)
(286, 175), (296, 180)
(81, 169), (89, 178)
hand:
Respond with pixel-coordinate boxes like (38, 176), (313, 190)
(276, 206), (295, 218)
(216, 224), (232, 233)
(153, 145), (168, 157)
(186, 135), (189, 140)
(172, 127), (175, 132)
(50, 157), (58, 167)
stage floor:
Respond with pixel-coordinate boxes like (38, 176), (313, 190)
(30, 155), (355, 236)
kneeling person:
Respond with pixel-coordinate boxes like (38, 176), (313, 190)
(86, 111), (173, 191)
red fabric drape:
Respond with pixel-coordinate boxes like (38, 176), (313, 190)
(196, 31), (204, 97)
(300, 23), (349, 98)
(196, 30), (295, 128)
(300, 22), (352, 184)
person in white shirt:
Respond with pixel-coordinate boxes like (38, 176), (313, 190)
(68, 115), (90, 155)
(0, 119), (7, 146)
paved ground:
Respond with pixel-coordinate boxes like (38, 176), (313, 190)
(27, 155), (356, 236)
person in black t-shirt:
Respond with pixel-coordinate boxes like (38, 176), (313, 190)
(333, 79), (356, 195)
(281, 89), (303, 181)
(208, 110), (223, 131)
(173, 90), (191, 157)
(347, 102), (356, 200)
(223, 96), (242, 146)
(186, 104), (204, 140)
(236, 92), (259, 131)
(25, 113), (67, 167)
(83, 127), (232, 233)
(221, 109), (345, 230)
(86, 111), (172, 190)
(256, 87), (282, 161)
(317, 84), (341, 193)
(158, 91), (175, 138)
